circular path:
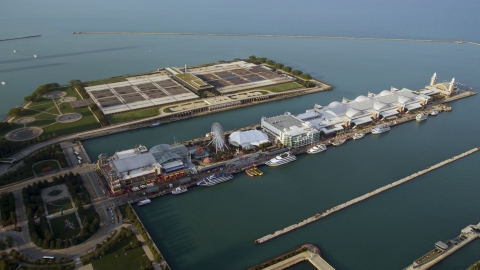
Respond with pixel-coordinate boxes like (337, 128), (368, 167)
(15, 117), (35, 125)
(60, 96), (77, 102)
(43, 91), (66, 99)
(5, 127), (43, 141)
(55, 113), (82, 123)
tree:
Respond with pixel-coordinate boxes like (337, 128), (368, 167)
(55, 238), (63, 249)
(233, 58), (241, 61)
(0, 122), (9, 132)
(77, 202), (84, 217)
(274, 63), (284, 69)
(291, 70), (303, 76)
(300, 73), (312, 80)
(282, 66), (292, 72)
(5, 236), (13, 248)
(6, 107), (23, 117)
(217, 60), (225, 63)
(69, 80), (81, 86)
(248, 55), (257, 61)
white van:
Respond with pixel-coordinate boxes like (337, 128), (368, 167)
(77, 156), (83, 161)
(74, 151), (79, 155)
(77, 160), (82, 164)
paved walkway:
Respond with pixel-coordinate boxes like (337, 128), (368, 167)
(263, 251), (335, 270)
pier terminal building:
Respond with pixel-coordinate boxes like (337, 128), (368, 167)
(97, 144), (191, 195)
(261, 73), (455, 147)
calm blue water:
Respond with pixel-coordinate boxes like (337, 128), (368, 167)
(2, 1), (480, 269)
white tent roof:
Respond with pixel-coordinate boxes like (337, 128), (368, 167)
(229, 130), (269, 148)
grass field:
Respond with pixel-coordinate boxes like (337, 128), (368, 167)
(50, 212), (80, 239)
(32, 160), (60, 174)
(107, 107), (160, 124)
(259, 82), (303, 92)
(45, 197), (72, 214)
(91, 235), (150, 270)
(42, 107), (100, 137)
(84, 77), (127, 87)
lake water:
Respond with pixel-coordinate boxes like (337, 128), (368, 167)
(1, 1), (480, 269)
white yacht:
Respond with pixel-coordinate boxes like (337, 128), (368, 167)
(1, 82), (5, 85)
(371, 124), (390, 134)
(197, 173), (234, 186)
(307, 144), (327, 154)
(171, 186), (188, 195)
(332, 139), (346, 146)
(416, 113), (428, 121)
(137, 198), (151, 206)
(430, 110), (439, 116)
(33, 55), (37, 58)
(265, 151), (296, 166)
(13, 50), (16, 53)
(352, 133), (364, 140)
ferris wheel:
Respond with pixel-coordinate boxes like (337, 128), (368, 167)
(208, 123), (226, 153)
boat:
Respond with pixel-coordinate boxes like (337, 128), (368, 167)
(430, 110), (439, 116)
(265, 151), (296, 166)
(150, 122), (161, 127)
(416, 113), (428, 121)
(33, 55), (37, 58)
(171, 186), (188, 194)
(197, 173), (234, 186)
(1, 82), (5, 85)
(352, 133), (364, 140)
(245, 168), (257, 177)
(252, 167), (263, 176)
(332, 139), (346, 146)
(371, 124), (390, 134)
(13, 50), (16, 53)
(137, 198), (151, 206)
(307, 144), (327, 154)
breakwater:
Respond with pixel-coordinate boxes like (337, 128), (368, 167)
(0, 35), (41, 42)
(72, 32), (480, 47)
(255, 147), (480, 244)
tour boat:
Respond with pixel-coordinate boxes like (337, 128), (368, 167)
(416, 113), (428, 121)
(265, 151), (296, 166)
(13, 50), (16, 53)
(245, 168), (257, 177)
(137, 198), (151, 206)
(307, 144), (327, 154)
(252, 167), (263, 176)
(430, 110), (439, 116)
(1, 82), (5, 85)
(197, 173), (234, 186)
(352, 133), (365, 140)
(150, 122), (161, 127)
(33, 55), (37, 58)
(171, 186), (188, 195)
(371, 124), (390, 134)
(332, 139), (346, 146)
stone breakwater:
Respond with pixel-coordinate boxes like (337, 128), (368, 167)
(255, 147), (480, 244)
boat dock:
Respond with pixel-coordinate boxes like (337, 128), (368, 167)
(254, 147), (480, 244)
(403, 223), (480, 270)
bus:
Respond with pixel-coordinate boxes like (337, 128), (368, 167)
(42, 256), (55, 260)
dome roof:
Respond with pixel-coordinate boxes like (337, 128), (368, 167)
(328, 101), (342, 108)
(229, 130), (269, 148)
(379, 90), (392, 96)
(398, 95), (412, 104)
(373, 101), (389, 110)
(346, 108), (363, 118)
(355, 95), (369, 102)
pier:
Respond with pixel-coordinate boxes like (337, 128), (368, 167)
(404, 223), (480, 270)
(254, 146), (480, 244)
(0, 35), (41, 42)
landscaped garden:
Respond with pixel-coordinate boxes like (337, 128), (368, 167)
(45, 197), (72, 214)
(32, 160), (60, 174)
(107, 106), (161, 124)
(259, 82), (303, 92)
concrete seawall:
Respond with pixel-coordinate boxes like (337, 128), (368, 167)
(0, 35), (41, 42)
(255, 147), (480, 244)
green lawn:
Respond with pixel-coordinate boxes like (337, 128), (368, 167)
(259, 82), (303, 92)
(92, 236), (150, 270)
(61, 86), (82, 99)
(107, 107), (160, 124)
(32, 160), (60, 174)
(84, 77), (126, 87)
(45, 197), (72, 214)
(42, 107), (100, 137)
(49, 212), (80, 239)
(79, 206), (97, 221)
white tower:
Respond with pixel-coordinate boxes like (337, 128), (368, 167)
(430, 72), (437, 86)
(185, 64), (187, 73)
(448, 78), (455, 94)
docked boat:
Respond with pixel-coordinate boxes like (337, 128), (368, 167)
(245, 168), (257, 177)
(416, 113), (428, 121)
(137, 198), (151, 206)
(307, 144), (327, 154)
(371, 124), (390, 134)
(171, 186), (188, 195)
(197, 173), (234, 186)
(352, 133), (364, 140)
(430, 110), (439, 116)
(265, 151), (297, 166)
(252, 167), (263, 176)
(150, 122), (161, 127)
(332, 139), (346, 146)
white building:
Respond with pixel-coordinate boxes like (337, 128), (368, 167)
(261, 112), (320, 148)
(228, 130), (269, 149)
